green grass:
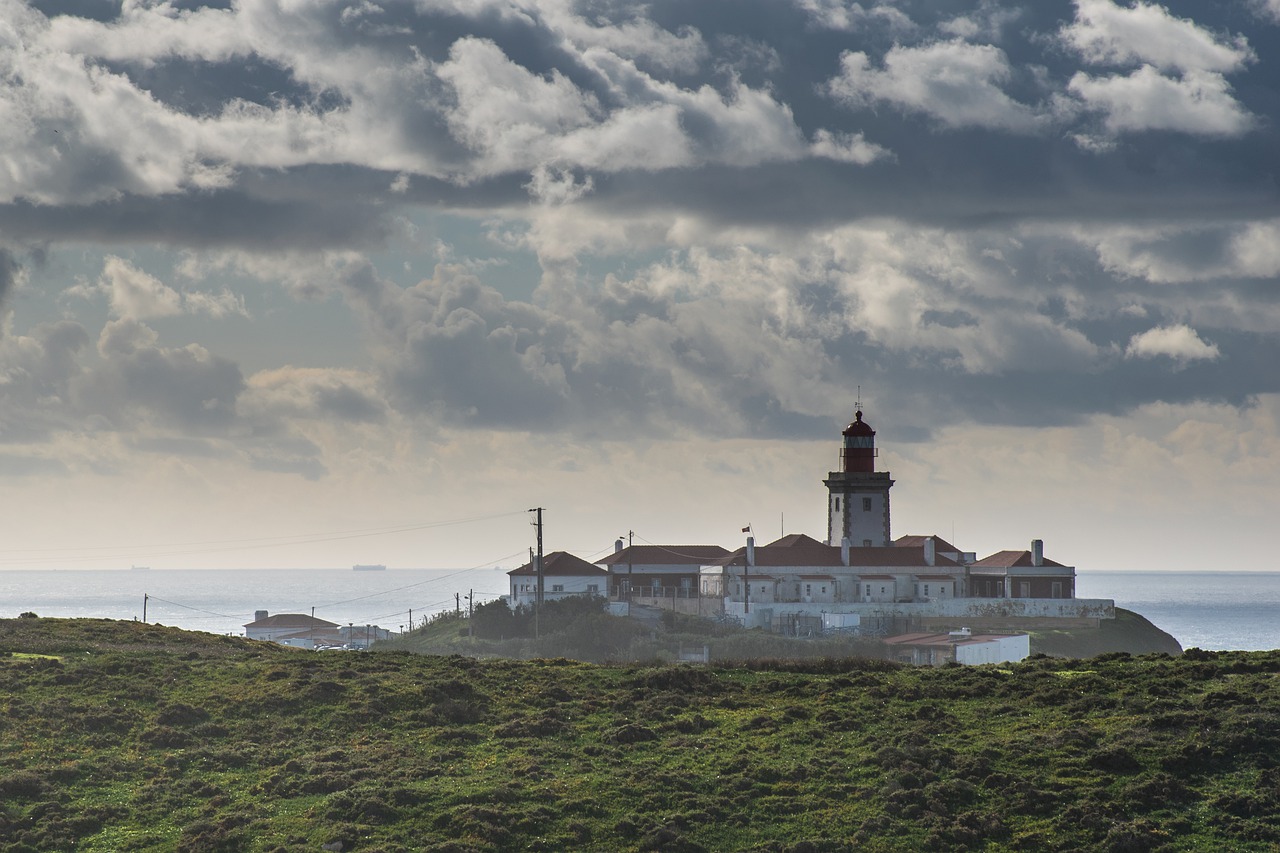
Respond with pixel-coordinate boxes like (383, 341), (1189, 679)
(0, 617), (1273, 851)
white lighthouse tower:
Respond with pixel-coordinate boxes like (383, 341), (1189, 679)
(824, 408), (894, 547)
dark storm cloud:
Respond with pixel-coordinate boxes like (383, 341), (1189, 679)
(0, 190), (398, 251)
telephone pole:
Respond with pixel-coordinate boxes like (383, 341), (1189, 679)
(529, 507), (544, 639)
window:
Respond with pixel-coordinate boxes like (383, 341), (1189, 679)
(865, 585), (871, 597)
(552, 584), (564, 593)
(805, 584), (812, 596)
(587, 584), (599, 594)
(821, 586), (827, 594)
(760, 585), (768, 595)
(924, 584), (930, 596)
(862, 497), (872, 512)
(835, 497), (841, 511)
(863, 539), (872, 547)
(1052, 582), (1063, 599)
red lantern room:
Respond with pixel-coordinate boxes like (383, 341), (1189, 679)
(840, 410), (877, 473)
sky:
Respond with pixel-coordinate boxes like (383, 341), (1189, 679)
(2, 0), (1279, 572)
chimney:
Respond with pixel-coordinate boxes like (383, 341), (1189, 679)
(614, 538), (624, 554)
(924, 537), (936, 567)
(746, 536), (756, 567)
(841, 537), (851, 567)
(255, 610), (268, 622)
(1031, 539), (1043, 568)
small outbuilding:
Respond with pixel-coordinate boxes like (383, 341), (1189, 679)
(883, 629), (1030, 666)
(244, 611), (339, 642)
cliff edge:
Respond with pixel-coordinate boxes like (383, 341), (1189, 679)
(1031, 607), (1182, 658)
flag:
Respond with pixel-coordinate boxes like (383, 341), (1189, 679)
(741, 525), (751, 533)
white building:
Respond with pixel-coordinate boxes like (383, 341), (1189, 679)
(507, 551), (611, 609)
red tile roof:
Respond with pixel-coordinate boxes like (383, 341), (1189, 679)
(712, 543), (960, 569)
(970, 550), (1066, 569)
(764, 533), (827, 548)
(596, 545), (729, 567)
(244, 613), (339, 629)
(893, 534), (961, 553)
(508, 551), (610, 577)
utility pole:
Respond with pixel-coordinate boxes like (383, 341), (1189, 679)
(456, 592), (461, 615)
(529, 507), (544, 639)
(142, 594), (148, 623)
(626, 529), (634, 605)
(466, 590), (474, 638)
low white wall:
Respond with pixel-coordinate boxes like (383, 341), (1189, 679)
(723, 597), (1114, 622)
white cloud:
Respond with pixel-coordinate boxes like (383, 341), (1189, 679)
(1068, 65), (1253, 137)
(1083, 220), (1280, 284)
(96, 257), (247, 321)
(1125, 324), (1220, 363)
(792, 0), (915, 33)
(809, 129), (891, 164)
(827, 40), (1046, 132)
(100, 256), (183, 320)
(1062, 0), (1253, 74)
(1257, 0), (1280, 23)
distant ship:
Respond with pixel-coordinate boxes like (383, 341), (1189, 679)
(131, 565), (151, 571)
(352, 564), (387, 572)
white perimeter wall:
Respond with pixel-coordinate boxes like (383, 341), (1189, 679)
(723, 597), (1114, 622)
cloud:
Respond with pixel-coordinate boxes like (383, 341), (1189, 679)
(80, 256), (248, 321)
(0, 319), (91, 443)
(1258, 0), (1280, 23)
(244, 367), (388, 425)
(1081, 220), (1280, 284)
(1062, 0), (1254, 74)
(826, 40), (1046, 132)
(791, 0), (915, 33)
(808, 129), (890, 164)
(1125, 324), (1221, 364)
(0, 248), (19, 310)
(1067, 65), (1253, 137)
(89, 318), (246, 432)
(99, 256), (183, 319)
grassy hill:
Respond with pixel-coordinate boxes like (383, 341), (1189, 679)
(1, 617), (1273, 852)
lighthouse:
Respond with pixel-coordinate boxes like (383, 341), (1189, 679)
(823, 409), (894, 547)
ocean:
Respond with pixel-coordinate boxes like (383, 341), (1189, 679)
(1, 569), (1277, 652)
(0, 567), (512, 638)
